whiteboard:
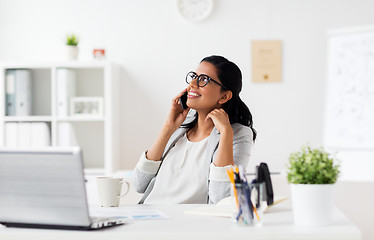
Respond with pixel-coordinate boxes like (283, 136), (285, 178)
(325, 25), (374, 150)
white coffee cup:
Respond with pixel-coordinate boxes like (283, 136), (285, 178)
(96, 177), (130, 207)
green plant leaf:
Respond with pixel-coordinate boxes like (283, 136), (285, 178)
(66, 34), (79, 46)
(286, 145), (340, 184)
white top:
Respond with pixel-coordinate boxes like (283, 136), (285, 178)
(144, 134), (210, 204)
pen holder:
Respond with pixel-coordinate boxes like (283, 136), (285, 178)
(232, 182), (266, 227)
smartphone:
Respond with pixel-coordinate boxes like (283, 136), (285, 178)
(179, 91), (188, 110)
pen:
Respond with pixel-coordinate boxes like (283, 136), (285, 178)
(238, 166), (260, 222)
(239, 185), (252, 224)
(243, 184), (254, 222)
(235, 205), (242, 222)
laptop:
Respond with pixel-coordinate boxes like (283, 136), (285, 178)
(0, 147), (126, 230)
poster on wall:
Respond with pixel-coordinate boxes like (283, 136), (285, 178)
(251, 40), (282, 83)
(325, 26), (374, 150)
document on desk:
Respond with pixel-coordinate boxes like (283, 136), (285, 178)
(184, 205), (233, 218)
(90, 207), (169, 221)
(184, 196), (289, 217)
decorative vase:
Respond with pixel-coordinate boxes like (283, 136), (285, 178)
(290, 184), (334, 226)
(66, 45), (79, 60)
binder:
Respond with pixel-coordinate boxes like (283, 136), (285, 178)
(57, 122), (78, 146)
(4, 122), (51, 147)
(5, 70), (16, 116)
(31, 122), (51, 147)
(56, 69), (76, 116)
(5, 69), (32, 116)
(4, 122), (18, 147)
(17, 122), (32, 147)
(15, 70), (32, 116)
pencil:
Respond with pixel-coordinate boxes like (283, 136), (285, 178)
(252, 202), (260, 221)
(226, 168), (239, 209)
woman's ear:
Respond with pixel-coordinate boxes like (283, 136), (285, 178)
(218, 90), (233, 104)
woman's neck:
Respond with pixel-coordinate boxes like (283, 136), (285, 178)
(187, 111), (214, 142)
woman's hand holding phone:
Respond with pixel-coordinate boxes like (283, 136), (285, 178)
(163, 89), (190, 133)
(146, 89), (190, 162)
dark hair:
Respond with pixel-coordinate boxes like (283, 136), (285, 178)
(183, 55), (256, 141)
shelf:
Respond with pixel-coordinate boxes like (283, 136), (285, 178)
(0, 60), (111, 69)
(4, 116), (52, 122)
(57, 116), (105, 122)
(0, 61), (120, 174)
(4, 116), (105, 122)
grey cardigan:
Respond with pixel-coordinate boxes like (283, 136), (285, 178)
(132, 117), (253, 204)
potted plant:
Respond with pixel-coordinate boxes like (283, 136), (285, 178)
(287, 145), (340, 226)
(65, 34), (79, 60)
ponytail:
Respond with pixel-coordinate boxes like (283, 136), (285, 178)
(223, 95), (257, 141)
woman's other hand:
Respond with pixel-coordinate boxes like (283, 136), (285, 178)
(207, 108), (234, 167)
(206, 108), (233, 136)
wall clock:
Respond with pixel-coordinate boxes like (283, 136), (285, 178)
(176, 0), (214, 22)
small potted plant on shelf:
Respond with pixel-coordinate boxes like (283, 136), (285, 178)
(65, 33), (79, 60)
(287, 145), (340, 226)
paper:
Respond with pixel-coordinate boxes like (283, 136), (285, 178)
(184, 205), (233, 218)
(264, 196), (289, 212)
(184, 196), (289, 218)
(325, 28), (374, 150)
(184, 197), (235, 218)
(90, 207), (169, 221)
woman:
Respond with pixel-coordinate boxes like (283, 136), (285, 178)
(132, 55), (256, 204)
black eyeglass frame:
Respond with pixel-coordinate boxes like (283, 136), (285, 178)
(185, 71), (226, 89)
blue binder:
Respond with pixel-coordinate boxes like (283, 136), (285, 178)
(5, 70), (16, 116)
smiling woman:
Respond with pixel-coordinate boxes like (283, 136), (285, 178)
(131, 55), (256, 204)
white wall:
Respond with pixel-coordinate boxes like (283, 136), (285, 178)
(1, 0), (374, 172)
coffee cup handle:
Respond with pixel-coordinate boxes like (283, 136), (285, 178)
(119, 181), (130, 198)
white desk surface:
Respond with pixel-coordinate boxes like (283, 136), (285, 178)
(0, 202), (362, 240)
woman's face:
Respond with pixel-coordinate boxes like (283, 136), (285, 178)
(186, 61), (226, 113)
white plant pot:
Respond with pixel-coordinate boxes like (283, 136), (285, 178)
(290, 184), (334, 226)
(66, 45), (79, 60)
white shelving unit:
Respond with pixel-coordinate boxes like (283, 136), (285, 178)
(0, 61), (121, 175)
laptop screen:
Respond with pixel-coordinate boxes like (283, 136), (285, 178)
(0, 147), (91, 227)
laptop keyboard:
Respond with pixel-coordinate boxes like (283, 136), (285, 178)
(90, 217), (125, 229)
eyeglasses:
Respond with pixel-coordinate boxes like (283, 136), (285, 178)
(185, 71), (226, 89)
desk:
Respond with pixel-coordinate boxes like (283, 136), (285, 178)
(0, 203), (361, 240)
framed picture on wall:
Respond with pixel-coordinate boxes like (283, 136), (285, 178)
(70, 97), (103, 117)
(252, 40), (282, 83)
